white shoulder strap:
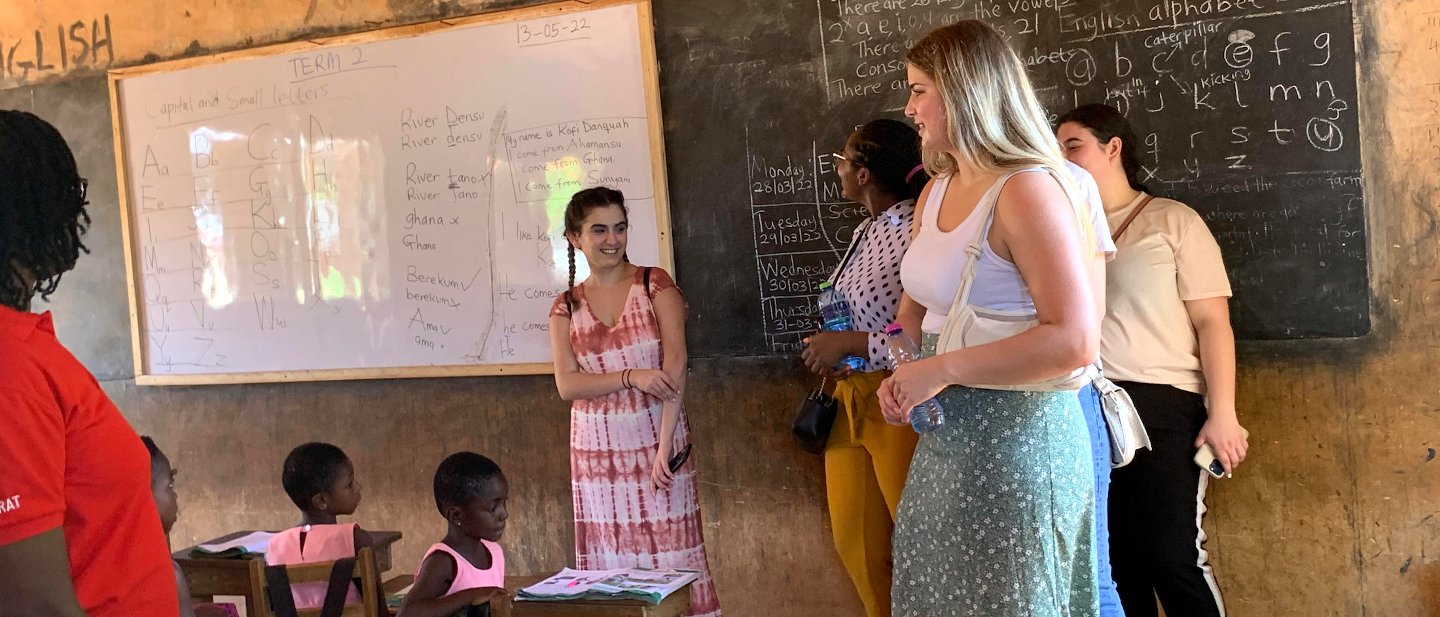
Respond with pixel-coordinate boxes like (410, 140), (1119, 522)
(825, 217), (873, 285)
(935, 165), (1077, 352)
(934, 169), (1025, 350)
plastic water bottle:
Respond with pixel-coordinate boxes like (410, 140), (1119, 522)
(884, 322), (945, 433)
(816, 282), (866, 373)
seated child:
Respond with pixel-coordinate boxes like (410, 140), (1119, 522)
(397, 452), (509, 617)
(266, 442), (379, 611)
(142, 436), (236, 617)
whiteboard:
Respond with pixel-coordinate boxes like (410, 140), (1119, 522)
(109, 0), (671, 384)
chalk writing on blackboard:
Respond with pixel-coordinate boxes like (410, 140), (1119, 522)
(805, 0), (1368, 338)
(746, 128), (866, 353)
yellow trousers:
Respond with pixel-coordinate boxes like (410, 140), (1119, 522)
(824, 370), (918, 617)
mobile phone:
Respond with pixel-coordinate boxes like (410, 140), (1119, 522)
(1193, 445), (1226, 478)
(1193, 428), (1249, 478)
(667, 444), (692, 473)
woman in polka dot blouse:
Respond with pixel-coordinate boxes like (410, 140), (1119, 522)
(799, 118), (928, 617)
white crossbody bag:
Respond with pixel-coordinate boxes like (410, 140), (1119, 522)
(1094, 371), (1151, 467)
(1095, 194), (1155, 468)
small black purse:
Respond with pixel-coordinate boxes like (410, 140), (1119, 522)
(792, 374), (839, 455)
(790, 219), (872, 456)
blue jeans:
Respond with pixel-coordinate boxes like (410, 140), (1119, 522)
(1079, 384), (1125, 617)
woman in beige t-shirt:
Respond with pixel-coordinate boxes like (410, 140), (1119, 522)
(1057, 103), (1249, 617)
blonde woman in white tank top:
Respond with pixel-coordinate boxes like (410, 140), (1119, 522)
(880, 21), (1103, 617)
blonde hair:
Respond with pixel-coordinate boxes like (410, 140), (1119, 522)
(906, 20), (1096, 248)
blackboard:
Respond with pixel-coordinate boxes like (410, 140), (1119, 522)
(656, 0), (1367, 357)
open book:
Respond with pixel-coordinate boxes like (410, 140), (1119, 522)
(516, 568), (698, 605)
(189, 531), (274, 558)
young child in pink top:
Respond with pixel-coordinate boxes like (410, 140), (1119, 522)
(397, 452), (509, 617)
(266, 442), (383, 613)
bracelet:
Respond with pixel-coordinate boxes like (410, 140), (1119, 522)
(621, 369), (632, 389)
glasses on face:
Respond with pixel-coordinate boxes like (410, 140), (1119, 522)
(832, 151), (848, 162)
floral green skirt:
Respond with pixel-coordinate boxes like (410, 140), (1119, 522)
(891, 335), (1098, 617)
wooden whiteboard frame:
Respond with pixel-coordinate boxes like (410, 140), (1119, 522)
(108, 0), (672, 385)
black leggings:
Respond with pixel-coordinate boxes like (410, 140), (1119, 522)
(1108, 381), (1226, 617)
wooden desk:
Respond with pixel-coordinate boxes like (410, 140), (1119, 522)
(174, 529), (402, 614)
(495, 575), (692, 617)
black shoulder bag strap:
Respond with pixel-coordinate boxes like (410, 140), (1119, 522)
(1111, 194), (1156, 241)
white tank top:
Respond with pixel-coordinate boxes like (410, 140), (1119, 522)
(901, 171), (1041, 334)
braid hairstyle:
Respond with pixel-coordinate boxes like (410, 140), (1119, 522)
(0, 110), (90, 311)
(562, 186), (628, 311)
(567, 243), (577, 310)
(847, 118), (927, 201)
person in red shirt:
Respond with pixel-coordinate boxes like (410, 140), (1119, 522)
(0, 110), (179, 617)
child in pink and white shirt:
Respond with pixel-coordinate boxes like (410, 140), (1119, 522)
(397, 452), (509, 617)
(266, 442), (382, 613)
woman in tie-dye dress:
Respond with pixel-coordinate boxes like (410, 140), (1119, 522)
(548, 187), (721, 617)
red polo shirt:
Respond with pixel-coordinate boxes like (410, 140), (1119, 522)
(0, 304), (178, 617)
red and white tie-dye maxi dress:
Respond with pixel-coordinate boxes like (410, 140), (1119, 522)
(550, 267), (722, 617)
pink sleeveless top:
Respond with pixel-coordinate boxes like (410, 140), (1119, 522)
(420, 541), (506, 595)
(265, 523), (362, 609)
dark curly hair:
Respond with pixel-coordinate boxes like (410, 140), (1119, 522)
(0, 110), (90, 311)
